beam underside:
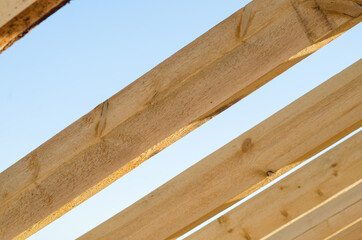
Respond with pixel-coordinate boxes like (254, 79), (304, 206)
(79, 60), (362, 240)
(0, 0), (70, 53)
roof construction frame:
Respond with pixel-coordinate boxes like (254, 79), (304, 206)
(0, 0), (361, 239)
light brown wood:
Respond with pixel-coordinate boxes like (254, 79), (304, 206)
(0, 0), (70, 53)
(1, 0), (361, 239)
(264, 181), (362, 240)
(293, 212), (362, 240)
(325, 218), (362, 240)
(187, 132), (362, 240)
(336, 226), (362, 240)
(78, 59), (362, 240)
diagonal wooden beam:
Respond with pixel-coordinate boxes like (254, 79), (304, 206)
(1, 0), (361, 239)
(187, 132), (362, 240)
(0, 0), (70, 54)
(78, 59), (362, 240)
(265, 181), (362, 240)
(325, 218), (362, 240)
(291, 203), (362, 240)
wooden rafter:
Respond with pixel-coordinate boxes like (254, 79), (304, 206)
(0, 0), (70, 53)
(0, 0), (361, 239)
(79, 60), (362, 240)
(325, 218), (362, 240)
(188, 132), (362, 240)
(265, 181), (362, 240)
(291, 202), (361, 240)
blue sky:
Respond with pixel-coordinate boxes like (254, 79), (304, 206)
(0, 1), (361, 239)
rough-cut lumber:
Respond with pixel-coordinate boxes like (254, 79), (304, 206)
(187, 132), (362, 240)
(327, 218), (362, 240)
(334, 226), (362, 240)
(1, 0), (361, 239)
(292, 202), (362, 240)
(326, 218), (362, 240)
(79, 59), (362, 240)
(265, 181), (362, 240)
(0, 0), (70, 54)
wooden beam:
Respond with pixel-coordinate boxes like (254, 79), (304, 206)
(1, 0), (361, 238)
(326, 218), (362, 240)
(265, 181), (362, 240)
(292, 204), (362, 240)
(78, 60), (362, 240)
(335, 226), (362, 240)
(187, 132), (362, 240)
(0, 0), (70, 53)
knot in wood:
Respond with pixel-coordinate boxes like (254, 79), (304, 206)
(241, 138), (253, 152)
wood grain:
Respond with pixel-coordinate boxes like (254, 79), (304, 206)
(78, 60), (362, 240)
(326, 218), (362, 240)
(265, 182), (362, 240)
(292, 205), (362, 240)
(1, 0), (361, 238)
(1, 0), (360, 239)
(188, 132), (362, 240)
(0, 0), (70, 53)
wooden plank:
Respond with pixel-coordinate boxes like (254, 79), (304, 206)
(187, 131), (362, 240)
(326, 218), (362, 240)
(292, 207), (362, 240)
(78, 60), (362, 240)
(0, 0), (70, 53)
(336, 226), (362, 240)
(264, 182), (362, 240)
(1, 1), (361, 239)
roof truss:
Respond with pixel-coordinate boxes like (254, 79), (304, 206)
(0, 0), (361, 239)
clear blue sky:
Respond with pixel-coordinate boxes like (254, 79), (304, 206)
(0, 1), (361, 239)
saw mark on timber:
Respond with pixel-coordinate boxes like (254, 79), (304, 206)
(290, 0), (361, 43)
(313, 0), (334, 30)
(239, 3), (254, 40)
(96, 100), (109, 137)
(316, 0), (362, 18)
(28, 155), (40, 181)
(147, 90), (159, 105)
(290, 0), (315, 43)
